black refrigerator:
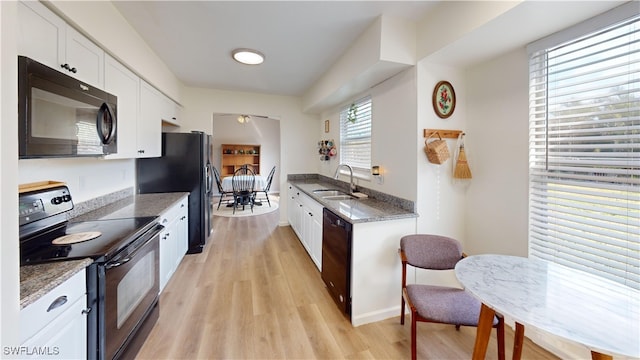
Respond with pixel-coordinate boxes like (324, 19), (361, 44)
(136, 131), (213, 254)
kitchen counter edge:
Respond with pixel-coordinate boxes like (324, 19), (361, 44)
(288, 179), (417, 224)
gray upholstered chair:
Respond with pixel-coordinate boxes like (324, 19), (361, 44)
(399, 234), (505, 360)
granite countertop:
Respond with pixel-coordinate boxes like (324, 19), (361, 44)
(71, 192), (189, 221)
(20, 258), (93, 309)
(288, 177), (417, 224)
(20, 192), (189, 309)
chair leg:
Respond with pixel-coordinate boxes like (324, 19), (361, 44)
(400, 295), (405, 325)
(265, 192), (271, 207)
(217, 195), (223, 210)
(410, 310), (417, 360)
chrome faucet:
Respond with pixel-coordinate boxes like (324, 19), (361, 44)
(334, 163), (356, 193)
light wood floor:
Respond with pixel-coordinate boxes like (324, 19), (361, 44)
(136, 210), (559, 359)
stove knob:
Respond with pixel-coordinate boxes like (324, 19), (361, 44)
(51, 197), (62, 205)
(62, 195), (72, 202)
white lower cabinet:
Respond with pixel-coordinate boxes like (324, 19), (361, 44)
(20, 269), (87, 359)
(287, 183), (323, 271)
(159, 195), (189, 292)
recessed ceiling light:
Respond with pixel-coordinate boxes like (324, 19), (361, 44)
(232, 48), (265, 65)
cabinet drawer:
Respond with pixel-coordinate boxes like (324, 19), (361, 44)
(160, 196), (188, 226)
(20, 269), (86, 343)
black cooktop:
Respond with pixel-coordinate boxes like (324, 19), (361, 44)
(20, 217), (158, 265)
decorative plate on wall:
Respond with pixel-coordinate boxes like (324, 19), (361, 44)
(432, 81), (456, 118)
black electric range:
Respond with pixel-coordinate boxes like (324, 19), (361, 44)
(20, 217), (158, 265)
(19, 184), (163, 360)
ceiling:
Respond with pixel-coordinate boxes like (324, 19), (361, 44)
(112, 1), (437, 96)
(113, 1), (629, 98)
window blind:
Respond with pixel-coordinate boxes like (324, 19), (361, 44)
(528, 11), (639, 290)
(340, 96), (372, 172)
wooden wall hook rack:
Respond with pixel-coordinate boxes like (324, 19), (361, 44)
(424, 129), (463, 139)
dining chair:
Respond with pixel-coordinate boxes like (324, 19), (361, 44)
(213, 166), (233, 210)
(231, 166), (255, 214)
(254, 165), (276, 207)
(399, 234), (505, 360)
(241, 164), (254, 172)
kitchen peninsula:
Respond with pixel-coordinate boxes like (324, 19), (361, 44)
(288, 174), (418, 326)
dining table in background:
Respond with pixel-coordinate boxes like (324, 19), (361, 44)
(221, 174), (266, 193)
(455, 254), (640, 360)
(221, 174), (267, 206)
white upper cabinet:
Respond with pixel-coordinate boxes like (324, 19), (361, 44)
(17, 1), (65, 70)
(138, 80), (163, 158)
(65, 26), (104, 88)
(104, 55), (140, 159)
(160, 95), (182, 126)
(17, 1), (105, 88)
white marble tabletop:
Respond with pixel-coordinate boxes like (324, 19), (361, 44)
(455, 254), (640, 358)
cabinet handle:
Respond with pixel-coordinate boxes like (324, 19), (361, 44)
(81, 307), (92, 315)
(46, 295), (68, 312)
(60, 63), (77, 73)
(181, 216), (186, 220)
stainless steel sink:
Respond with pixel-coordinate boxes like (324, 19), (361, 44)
(312, 189), (355, 200)
(313, 189), (348, 196)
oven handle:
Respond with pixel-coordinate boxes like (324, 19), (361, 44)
(105, 225), (162, 270)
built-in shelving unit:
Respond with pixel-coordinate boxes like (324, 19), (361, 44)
(220, 144), (261, 176)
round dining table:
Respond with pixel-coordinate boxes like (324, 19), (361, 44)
(455, 254), (640, 360)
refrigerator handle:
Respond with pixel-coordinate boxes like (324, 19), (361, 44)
(205, 163), (213, 194)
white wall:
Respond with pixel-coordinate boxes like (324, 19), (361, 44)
(465, 48), (530, 256)
(19, 158), (135, 203)
(415, 61), (469, 242)
(319, 67), (418, 202)
(212, 114), (281, 193)
(1, 0), (20, 349)
(180, 86), (319, 224)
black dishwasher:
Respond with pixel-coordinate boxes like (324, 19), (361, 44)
(321, 208), (352, 317)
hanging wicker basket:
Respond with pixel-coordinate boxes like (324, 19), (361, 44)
(424, 132), (450, 164)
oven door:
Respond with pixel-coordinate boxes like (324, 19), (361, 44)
(103, 225), (161, 360)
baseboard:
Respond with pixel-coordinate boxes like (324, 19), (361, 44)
(351, 305), (400, 327)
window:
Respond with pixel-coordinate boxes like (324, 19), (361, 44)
(527, 6), (639, 290)
(340, 96), (372, 173)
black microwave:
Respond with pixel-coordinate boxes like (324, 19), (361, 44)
(18, 56), (117, 159)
